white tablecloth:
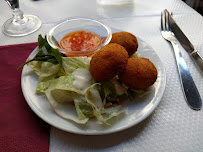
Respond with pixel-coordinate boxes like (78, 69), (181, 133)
(1, 0), (203, 151)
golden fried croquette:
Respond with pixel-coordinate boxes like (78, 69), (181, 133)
(110, 32), (138, 57)
(90, 43), (128, 81)
(119, 58), (157, 89)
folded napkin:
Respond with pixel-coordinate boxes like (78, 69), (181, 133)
(0, 43), (49, 152)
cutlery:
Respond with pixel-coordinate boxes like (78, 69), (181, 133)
(161, 9), (202, 110)
(166, 10), (203, 74)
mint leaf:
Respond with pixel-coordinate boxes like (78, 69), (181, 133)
(18, 35), (64, 71)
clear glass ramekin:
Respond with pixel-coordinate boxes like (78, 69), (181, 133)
(47, 18), (112, 57)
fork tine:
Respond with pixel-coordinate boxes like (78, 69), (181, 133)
(164, 9), (169, 31)
(167, 11), (172, 31)
(161, 12), (164, 31)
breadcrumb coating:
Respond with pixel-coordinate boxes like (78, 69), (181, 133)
(90, 43), (128, 81)
(119, 58), (157, 89)
(110, 32), (138, 57)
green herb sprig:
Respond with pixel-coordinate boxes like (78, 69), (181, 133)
(17, 35), (63, 71)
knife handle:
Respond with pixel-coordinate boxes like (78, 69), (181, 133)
(191, 51), (203, 73)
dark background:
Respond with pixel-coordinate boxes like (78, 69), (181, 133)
(183, 0), (203, 15)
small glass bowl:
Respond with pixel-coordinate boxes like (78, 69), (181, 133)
(47, 18), (112, 57)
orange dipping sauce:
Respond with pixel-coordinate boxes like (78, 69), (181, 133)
(59, 30), (101, 56)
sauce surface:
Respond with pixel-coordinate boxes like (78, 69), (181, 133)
(60, 30), (101, 52)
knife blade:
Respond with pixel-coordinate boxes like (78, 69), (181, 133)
(169, 12), (203, 73)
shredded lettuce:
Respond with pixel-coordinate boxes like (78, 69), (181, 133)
(36, 75), (80, 94)
(74, 95), (93, 119)
(28, 61), (61, 82)
(104, 108), (127, 122)
(62, 57), (89, 73)
(28, 55), (129, 125)
(133, 89), (151, 97)
(100, 80), (117, 105)
(45, 89), (89, 124)
(85, 84), (106, 124)
(110, 77), (127, 96)
(85, 84), (127, 125)
(28, 61), (42, 75)
(51, 89), (76, 103)
(103, 104), (122, 115)
(29, 56), (90, 93)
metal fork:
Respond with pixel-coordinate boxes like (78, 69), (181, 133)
(161, 10), (202, 110)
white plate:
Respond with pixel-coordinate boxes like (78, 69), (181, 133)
(21, 30), (166, 135)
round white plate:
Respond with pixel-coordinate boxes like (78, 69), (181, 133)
(21, 29), (166, 135)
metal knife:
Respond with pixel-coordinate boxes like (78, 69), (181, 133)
(164, 9), (202, 110)
(169, 13), (203, 74)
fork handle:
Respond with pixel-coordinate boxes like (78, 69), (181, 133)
(171, 41), (202, 110)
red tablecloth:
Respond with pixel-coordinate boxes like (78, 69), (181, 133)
(0, 43), (50, 152)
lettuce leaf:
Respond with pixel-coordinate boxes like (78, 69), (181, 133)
(74, 95), (93, 119)
(45, 83), (127, 125)
(28, 55), (127, 124)
(85, 84), (127, 125)
(45, 89), (89, 124)
(103, 104), (122, 115)
(36, 75), (80, 94)
(51, 89), (76, 103)
(133, 89), (150, 97)
(85, 84), (106, 124)
(28, 61), (62, 92)
(100, 80), (117, 105)
(104, 108), (127, 122)
(29, 56), (90, 93)
(28, 61), (43, 75)
(62, 57), (90, 74)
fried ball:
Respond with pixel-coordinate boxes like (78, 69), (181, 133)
(119, 58), (157, 89)
(90, 43), (128, 81)
(110, 32), (138, 57)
